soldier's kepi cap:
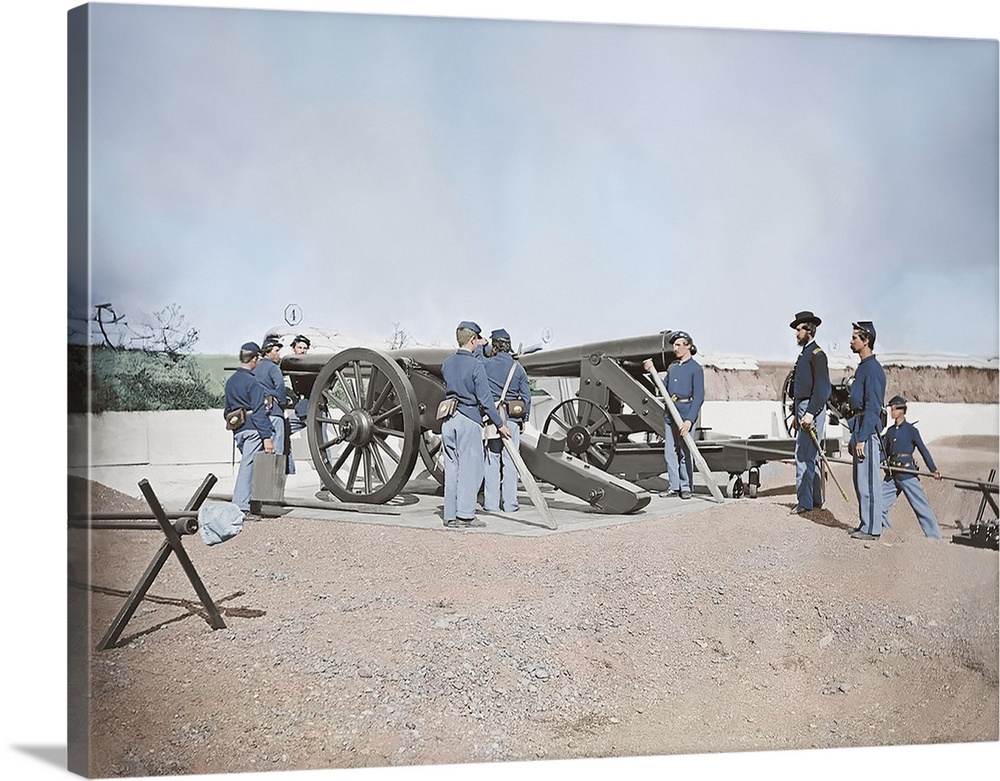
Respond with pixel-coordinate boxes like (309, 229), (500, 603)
(261, 338), (283, 351)
(852, 321), (876, 340)
(241, 341), (261, 354)
(668, 330), (692, 344)
(887, 395), (907, 408)
(457, 320), (482, 334)
(790, 310), (822, 329)
(490, 328), (511, 341)
(291, 334), (311, 346)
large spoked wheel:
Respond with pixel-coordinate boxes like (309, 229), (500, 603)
(542, 398), (617, 470)
(781, 370), (796, 437)
(307, 348), (421, 503)
(418, 430), (445, 486)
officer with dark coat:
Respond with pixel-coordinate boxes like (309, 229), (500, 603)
(847, 321), (887, 540)
(789, 311), (832, 516)
(881, 395), (943, 538)
(223, 342), (274, 515)
(482, 328), (531, 513)
(440, 321), (510, 528)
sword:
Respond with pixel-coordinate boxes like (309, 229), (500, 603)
(807, 424), (850, 503)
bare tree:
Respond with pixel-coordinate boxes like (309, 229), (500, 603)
(93, 302), (126, 349)
(387, 321), (411, 350)
(91, 302), (200, 355)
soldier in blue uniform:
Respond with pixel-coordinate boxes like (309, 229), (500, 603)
(482, 328), (531, 513)
(252, 337), (289, 473)
(223, 342), (274, 515)
(788, 311), (832, 516)
(284, 335), (312, 475)
(881, 395), (943, 538)
(440, 321), (510, 528)
(645, 330), (704, 499)
(847, 321), (887, 540)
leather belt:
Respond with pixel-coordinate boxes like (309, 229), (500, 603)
(671, 395), (692, 402)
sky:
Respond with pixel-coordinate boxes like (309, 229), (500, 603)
(64, 1), (998, 361)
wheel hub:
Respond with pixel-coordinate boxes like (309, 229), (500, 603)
(340, 410), (375, 446)
(566, 425), (591, 456)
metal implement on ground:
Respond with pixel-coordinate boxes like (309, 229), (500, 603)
(645, 365), (724, 503)
(501, 434), (558, 530)
(879, 463), (999, 487)
(807, 425), (850, 503)
(280, 331), (842, 517)
(952, 469), (999, 550)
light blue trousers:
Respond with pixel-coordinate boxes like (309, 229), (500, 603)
(484, 421), (521, 511)
(663, 407), (694, 492)
(233, 428), (264, 511)
(442, 412), (486, 521)
(794, 401), (826, 510)
(881, 475), (942, 538)
(269, 413), (286, 465)
(853, 433), (884, 535)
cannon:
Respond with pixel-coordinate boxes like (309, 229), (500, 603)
(280, 331), (840, 514)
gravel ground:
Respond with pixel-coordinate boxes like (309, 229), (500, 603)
(71, 435), (998, 778)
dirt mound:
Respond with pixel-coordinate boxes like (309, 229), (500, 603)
(68, 475), (148, 515)
(77, 443), (999, 777)
(704, 363), (998, 403)
(932, 435), (1000, 452)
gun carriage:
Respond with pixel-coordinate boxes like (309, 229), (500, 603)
(281, 332), (840, 515)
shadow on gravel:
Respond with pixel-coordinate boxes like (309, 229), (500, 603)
(801, 507), (855, 531)
(758, 483), (796, 497)
(84, 584), (266, 648)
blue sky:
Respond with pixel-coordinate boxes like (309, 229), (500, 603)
(65, 3), (998, 360)
(33, 3), (987, 363)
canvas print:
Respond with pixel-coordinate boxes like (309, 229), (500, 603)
(67, 2), (998, 779)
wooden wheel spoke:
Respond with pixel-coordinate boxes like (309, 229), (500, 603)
(548, 415), (571, 433)
(318, 431), (345, 450)
(334, 368), (361, 409)
(371, 435), (402, 466)
(371, 403), (404, 427)
(373, 426), (406, 444)
(368, 380), (394, 416)
(352, 361), (365, 406)
(329, 443), (355, 475)
(345, 448), (363, 491)
(322, 388), (353, 417)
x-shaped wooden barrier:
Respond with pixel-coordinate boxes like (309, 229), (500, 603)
(73, 474), (227, 650)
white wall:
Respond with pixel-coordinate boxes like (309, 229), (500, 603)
(68, 402), (998, 471)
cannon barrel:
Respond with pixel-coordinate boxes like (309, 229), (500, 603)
(519, 333), (677, 377)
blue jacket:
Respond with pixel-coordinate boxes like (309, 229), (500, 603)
(848, 354), (886, 444)
(793, 340), (832, 417)
(665, 358), (704, 424)
(441, 349), (505, 427)
(224, 367), (273, 438)
(483, 352), (531, 422)
(252, 358), (287, 414)
(884, 420), (937, 473)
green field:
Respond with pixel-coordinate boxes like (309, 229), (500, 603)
(194, 354), (239, 397)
